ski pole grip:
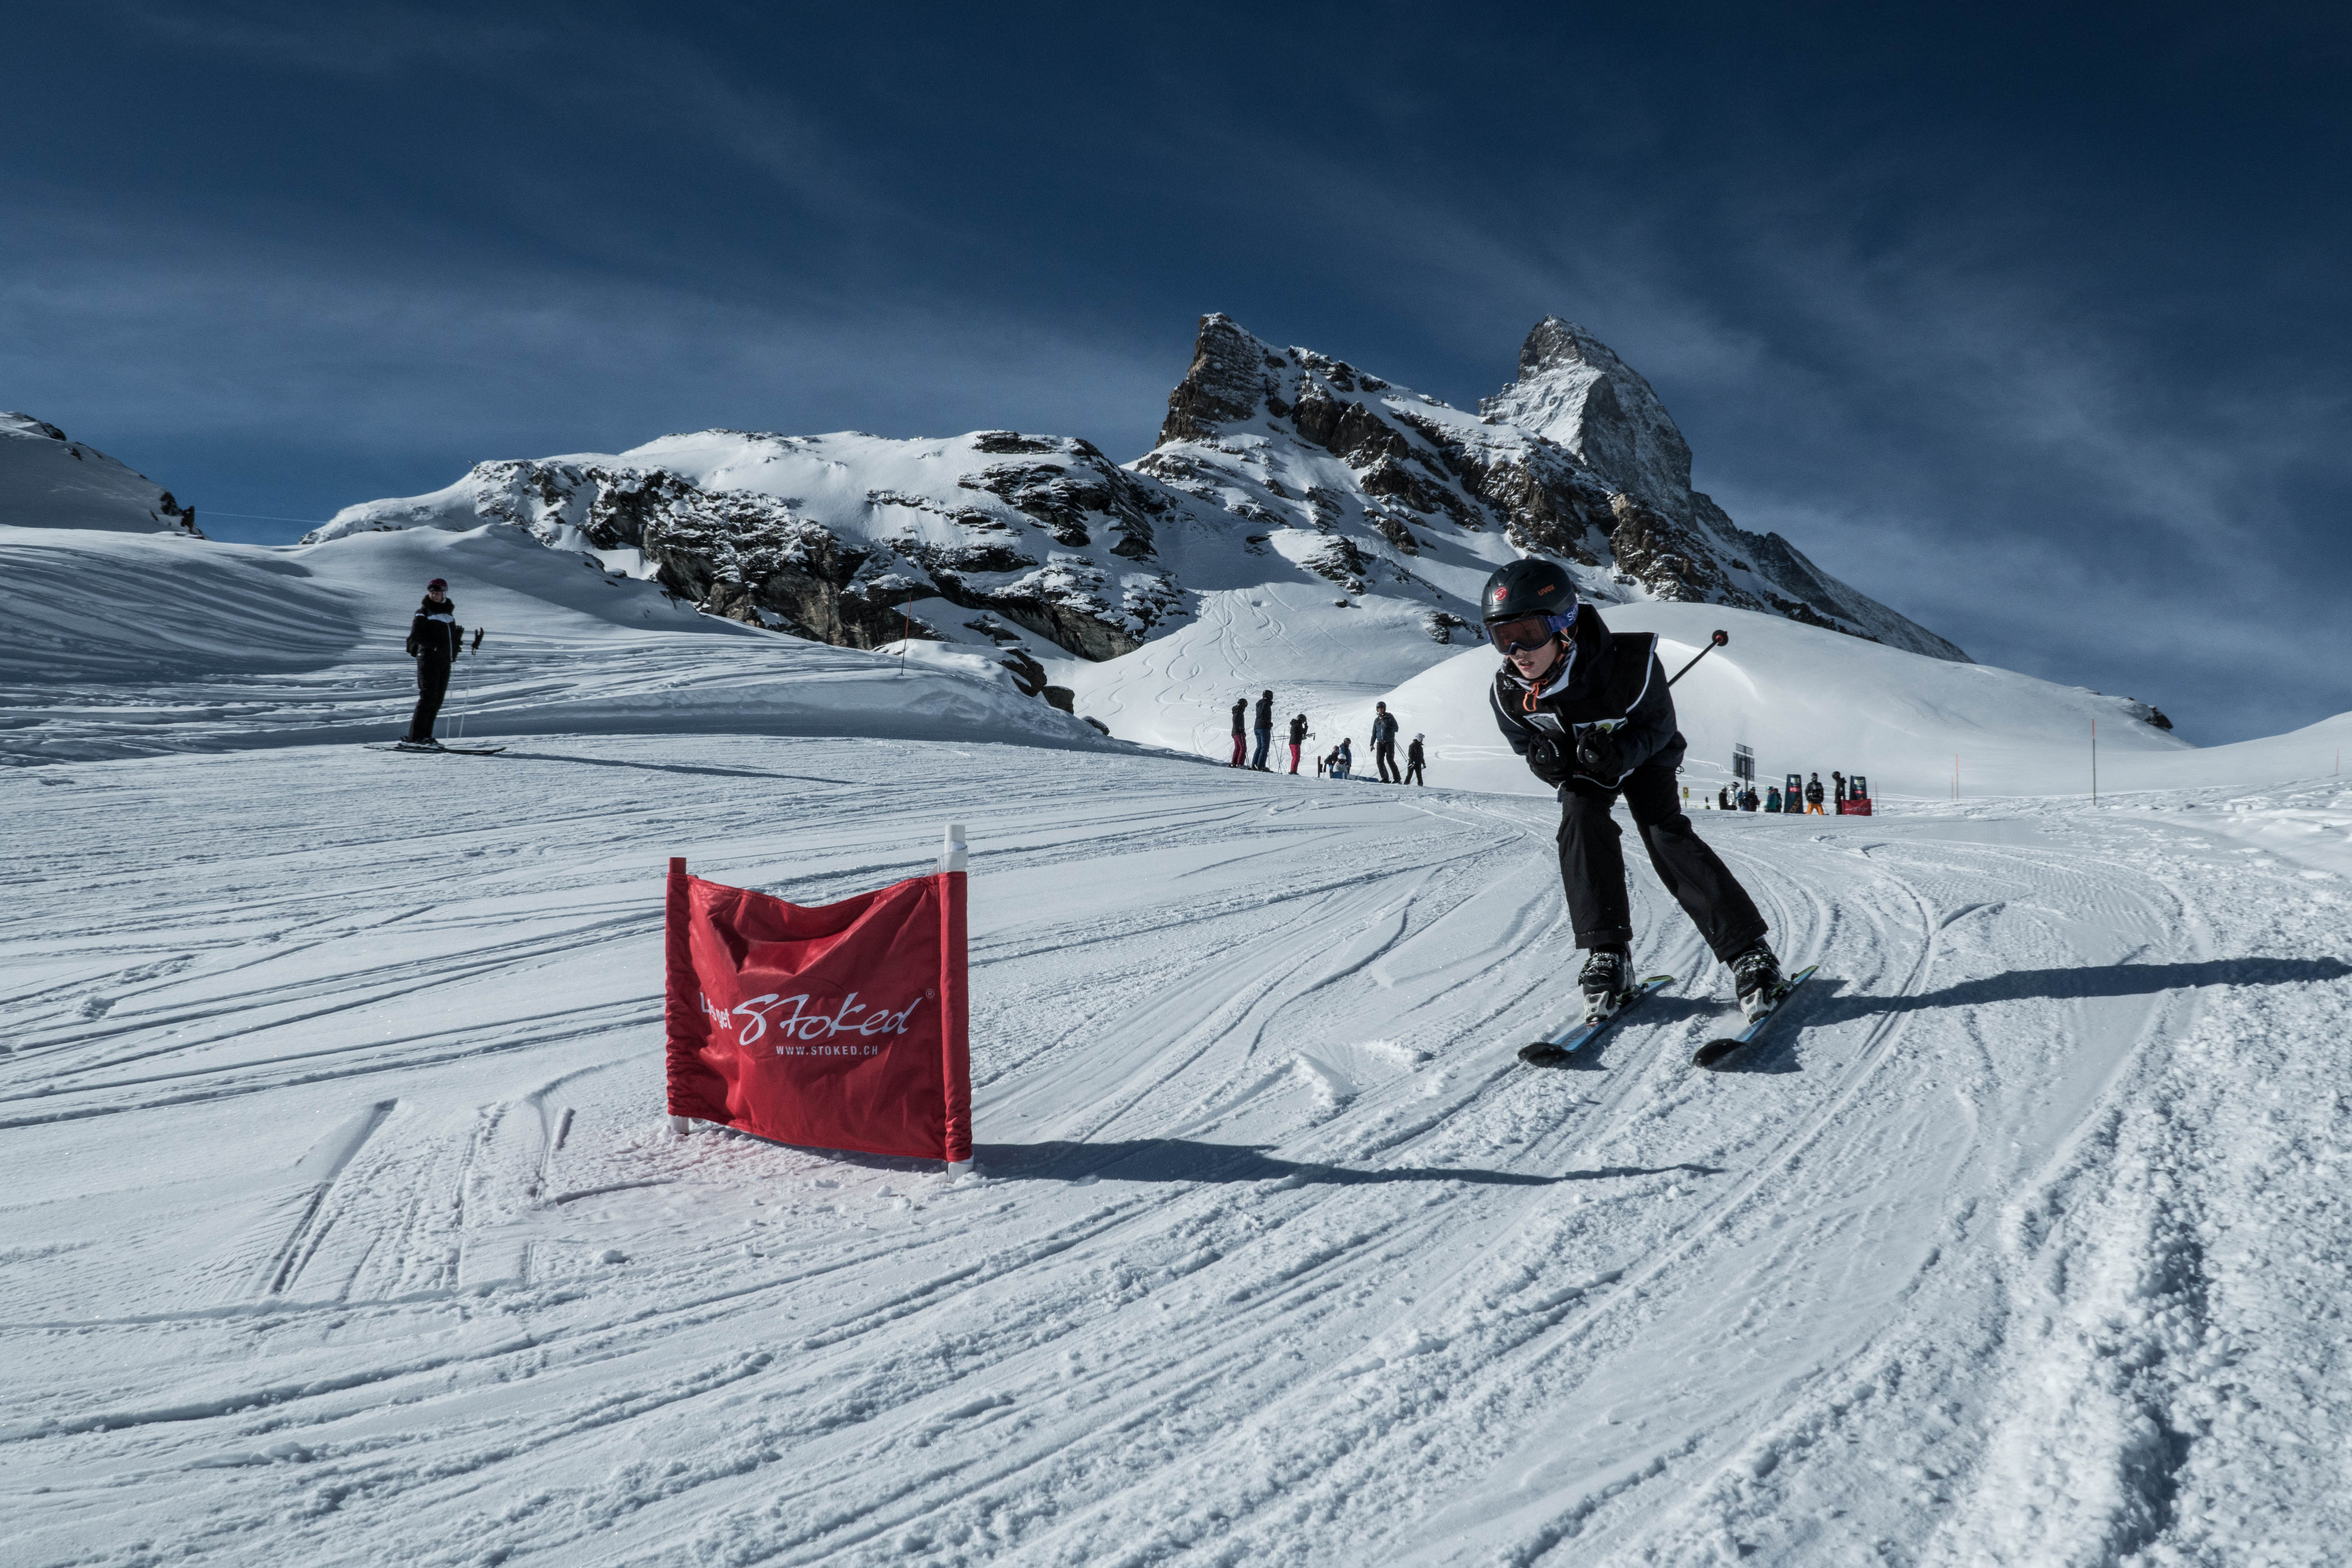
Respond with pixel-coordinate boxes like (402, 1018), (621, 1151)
(1667, 630), (1729, 688)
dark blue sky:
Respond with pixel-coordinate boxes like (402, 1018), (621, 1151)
(7, 2), (2347, 742)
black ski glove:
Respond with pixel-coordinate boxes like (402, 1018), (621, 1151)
(1574, 723), (1625, 780)
(1524, 736), (1574, 786)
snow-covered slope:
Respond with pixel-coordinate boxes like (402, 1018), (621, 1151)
(303, 428), (1221, 706)
(9, 728), (2350, 1566)
(0, 412), (202, 535)
(1369, 601), (2188, 802)
(0, 523), (1114, 765)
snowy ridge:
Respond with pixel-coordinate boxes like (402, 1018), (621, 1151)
(0, 523), (1114, 765)
(303, 428), (1225, 706)
(1481, 318), (1969, 660)
(298, 312), (1969, 726)
(0, 412), (203, 535)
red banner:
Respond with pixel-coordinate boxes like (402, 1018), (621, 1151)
(663, 861), (970, 1163)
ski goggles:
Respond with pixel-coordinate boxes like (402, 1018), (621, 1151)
(1485, 610), (1576, 655)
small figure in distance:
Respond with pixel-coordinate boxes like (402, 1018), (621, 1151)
(1229, 697), (1247, 767)
(1805, 772), (1827, 815)
(1405, 732), (1426, 786)
(1718, 786), (1732, 811)
(1288, 712), (1309, 774)
(1832, 769), (1847, 805)
(1480, 558), (1784, 1025)
(1741, 785), (1759, 812)
(1330, 737), (1353, 779)
(1251, 690), (1275, 771)
(402, 575), (466, 747)
(1765, 785), (1782, 813)
(1370, 702), (1401, 782)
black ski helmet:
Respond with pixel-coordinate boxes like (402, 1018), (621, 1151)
(1480, 558), (1578, 625)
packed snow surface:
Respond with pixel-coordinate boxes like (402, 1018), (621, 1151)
(9, 518), (2352, 1564)
(0, 524), (1107, 764)
(10, 727), (2352, 1563)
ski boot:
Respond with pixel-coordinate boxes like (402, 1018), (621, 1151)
(1579, 948), (1631, 1023)
(1730, 942), (1788, 1023)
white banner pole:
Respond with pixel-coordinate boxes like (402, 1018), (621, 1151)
(942, 822), (972, 1174)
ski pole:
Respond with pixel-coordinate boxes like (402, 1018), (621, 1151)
(453, 628), (485, 741)
(1667, 629), (1729, 688)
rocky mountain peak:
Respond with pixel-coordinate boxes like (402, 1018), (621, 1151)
(1158, 313), (1290, 443)
(1482, 316), (1694, 524)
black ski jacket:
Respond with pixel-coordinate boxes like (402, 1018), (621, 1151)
(407, 597), (466, 662)
(1288, 714), (1309, 744)
(1253, 693), (1273, 732)
(1406, 737), (1425, 766)
(1230, 701), (1246, 736)
(1805, 780), (1825, 805)
(1488, 608), (1683, 789)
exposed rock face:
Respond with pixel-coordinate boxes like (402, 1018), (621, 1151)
(1482, 317), (1694, 523)
(307, 430), (1199, 668)
(305, 309), (1971, 681)
(1479, 319), (1969, 660)
(1137, 314), (1621, 583)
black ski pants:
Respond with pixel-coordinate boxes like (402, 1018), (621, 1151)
(1405, 759), (1425, 785)
(409, 657), (452, 741)
(1558, 762), (1766, 962)
(1375, 741), (1399, 782)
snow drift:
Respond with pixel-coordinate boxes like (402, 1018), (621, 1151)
(0, 412), (203, 535)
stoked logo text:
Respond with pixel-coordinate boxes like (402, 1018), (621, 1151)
(702, 989), (928, 1053)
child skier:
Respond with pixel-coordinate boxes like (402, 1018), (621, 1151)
(1479, 559), (1786, 1023)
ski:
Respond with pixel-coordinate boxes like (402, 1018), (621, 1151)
(362, 742), (508, 755)
(1518, 974), (1675, 1067)
(1693, 964), (1821, 1069)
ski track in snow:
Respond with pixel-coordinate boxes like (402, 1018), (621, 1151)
(4, 741), (2351, 1566)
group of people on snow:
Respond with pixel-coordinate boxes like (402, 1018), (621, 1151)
(1230, 694), (1427, 785)
(1710, 771), (1857, 815)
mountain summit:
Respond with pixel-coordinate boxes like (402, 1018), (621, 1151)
(1481, 316), (1694, 522)
(301, 311), (1966, 702)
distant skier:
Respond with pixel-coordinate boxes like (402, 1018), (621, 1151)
(1479, 559), (1784, 1023)
(1832, 770), (1847, 804)
(1805, 774), (1827, 815)
(1405, 733), (1426, 785)
(1288, 712), (1309, 773)
(1741, 786), (1759, 812)
(1330, 737), (1353, 779)
(1717, 786), (1731, 811)
(1371, 702), (1401, 782)
(402, 577), (467, 746)
(1229, 698), (1247, 767)
(1765, 785), (1782, 813)
(1252, 690), (1274, 771)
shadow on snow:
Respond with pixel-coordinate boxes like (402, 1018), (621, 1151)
(1803, 955), (2351, 1026)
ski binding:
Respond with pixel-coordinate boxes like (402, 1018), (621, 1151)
(1518, 974), (1675, 1067)
(1693, 964), (1821, 1069)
